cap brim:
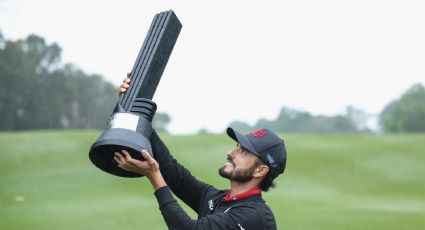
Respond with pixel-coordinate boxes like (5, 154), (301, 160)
(226, 127), (259, 156)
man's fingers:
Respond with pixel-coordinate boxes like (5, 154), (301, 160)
(142, 150), (155, 163)
(119, 78), (130, 96)
(121, 83), (129, 89)
(122, 78), (130, 85)
(114, 152), (125, 164)
(119, 73), (131, 96)
(120, 83), (129, 95)
(121, 150), (132, 161)
(142, 150), (159, 171)
(113, 156), (120, 165)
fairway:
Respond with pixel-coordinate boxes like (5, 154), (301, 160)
(1, 131), (425, 229)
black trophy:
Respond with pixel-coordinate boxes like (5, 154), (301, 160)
(89, 10), (182, 177)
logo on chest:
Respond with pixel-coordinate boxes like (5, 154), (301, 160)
(208, 200), (214, 210)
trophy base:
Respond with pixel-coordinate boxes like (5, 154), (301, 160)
(89, 128), (152, 178)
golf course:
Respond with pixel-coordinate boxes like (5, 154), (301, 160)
(1, 130), (424, 229)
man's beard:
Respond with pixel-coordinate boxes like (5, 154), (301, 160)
(218, 164), (257, 183)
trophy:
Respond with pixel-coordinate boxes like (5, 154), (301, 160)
(89, 10), (182, 177)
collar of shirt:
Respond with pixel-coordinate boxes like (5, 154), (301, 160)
(223, 188), (262, 202)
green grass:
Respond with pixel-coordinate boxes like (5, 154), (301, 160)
(1, 131), (424, 229)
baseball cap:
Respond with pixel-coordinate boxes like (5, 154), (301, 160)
(226, 127), (287, 179)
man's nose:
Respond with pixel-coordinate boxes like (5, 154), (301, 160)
(227, 149), (235, 157)
(227, 150), (232, 156)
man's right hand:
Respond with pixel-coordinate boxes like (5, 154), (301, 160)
(119, 72), (131, 96)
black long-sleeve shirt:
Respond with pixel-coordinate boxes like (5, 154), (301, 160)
(150, 131), (278, 230)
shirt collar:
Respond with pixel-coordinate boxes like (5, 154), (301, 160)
(223, 188), (262, 201)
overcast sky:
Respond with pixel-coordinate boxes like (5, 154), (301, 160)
(1, 0), (424, 134)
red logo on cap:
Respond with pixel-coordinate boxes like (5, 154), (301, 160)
(251, 129), (268, 137)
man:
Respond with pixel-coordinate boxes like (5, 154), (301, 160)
(114, 75), (287, 229)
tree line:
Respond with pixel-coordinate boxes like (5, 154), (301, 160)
(228, 106), (368, 134)
(0, 32), (170, 132)
(1, 32), (423, 133)
(228, 83), (425, 133)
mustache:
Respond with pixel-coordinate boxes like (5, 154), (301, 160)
(227, 156), (235, 166)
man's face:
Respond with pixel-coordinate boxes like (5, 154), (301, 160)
(219, 143), (261, 182)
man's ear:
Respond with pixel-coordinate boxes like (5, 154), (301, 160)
(253, 165), (269, 178)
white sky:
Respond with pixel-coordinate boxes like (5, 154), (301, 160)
(1, 0), (424, 134)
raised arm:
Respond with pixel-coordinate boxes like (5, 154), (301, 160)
(150, 130), (215, 212)
(117, 75), (216, 212)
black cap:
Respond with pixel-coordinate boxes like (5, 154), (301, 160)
(226, 127), (287, 179)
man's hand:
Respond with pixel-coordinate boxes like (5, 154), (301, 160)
(113, 149), (158, 176)
(118, 72), (131, 96)
(114, 150), (166, 190)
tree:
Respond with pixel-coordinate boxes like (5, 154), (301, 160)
(228, 120), (253, 133)
(152, 112), (171, 132)
(345, 105), (370, 132)
(380, 83), (425, 132)
(0, 33), (115, 130)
